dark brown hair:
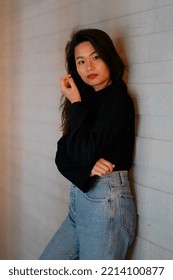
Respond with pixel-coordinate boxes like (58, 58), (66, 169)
(60, 28), (126, 135)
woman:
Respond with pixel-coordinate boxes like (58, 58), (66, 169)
(40, 28), (137, 260)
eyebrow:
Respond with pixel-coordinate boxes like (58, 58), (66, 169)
(75, 51), (97, 61)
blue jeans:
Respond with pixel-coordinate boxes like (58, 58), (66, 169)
(39, 171), (137, 260)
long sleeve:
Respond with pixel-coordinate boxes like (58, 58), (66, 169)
(55, 83), (135, 192)
(55, 136), (95, 192)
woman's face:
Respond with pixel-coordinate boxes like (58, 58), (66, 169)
(74, 41), (111, 91)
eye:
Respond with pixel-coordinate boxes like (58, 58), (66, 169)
(93, 55), (100, 61)
(77, 60), (85, 65)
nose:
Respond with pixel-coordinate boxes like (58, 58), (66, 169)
(86, 60), (94, 72)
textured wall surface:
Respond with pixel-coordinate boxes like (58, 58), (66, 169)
(0, 0), (173, 259)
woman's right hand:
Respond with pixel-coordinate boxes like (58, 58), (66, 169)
(60, 74), (81, 103)
(90, 158), (115, 177)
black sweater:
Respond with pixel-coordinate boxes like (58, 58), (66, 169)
(55, 83), (135, 192)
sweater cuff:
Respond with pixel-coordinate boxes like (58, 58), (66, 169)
(70, 102), (87, 115)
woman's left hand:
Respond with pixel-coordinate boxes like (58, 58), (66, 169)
(60, 74), (81, 103)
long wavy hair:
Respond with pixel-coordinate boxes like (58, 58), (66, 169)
(60, 28), (126, 135)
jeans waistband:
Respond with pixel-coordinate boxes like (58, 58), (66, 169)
(94, 170), (128, 183)
(94, 171), (129, 189)
(96, 170), (128, 180)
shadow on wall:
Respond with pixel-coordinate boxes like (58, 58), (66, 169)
(113, 34), (139, 259)
(0, 0), (11, 259)
(0, 0), (24, 259)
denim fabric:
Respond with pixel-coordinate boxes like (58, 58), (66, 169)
(39, 171), (137, 260)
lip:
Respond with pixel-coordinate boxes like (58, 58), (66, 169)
(87, 74), (98, 79)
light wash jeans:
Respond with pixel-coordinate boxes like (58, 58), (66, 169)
(39, 171), (137, 260)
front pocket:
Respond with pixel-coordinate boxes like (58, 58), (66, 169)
(84, 180), (111, 203)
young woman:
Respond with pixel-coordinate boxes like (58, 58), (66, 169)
(40, 28), (137, 260)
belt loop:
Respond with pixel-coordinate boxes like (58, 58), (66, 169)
(119, 171), (128, 185)
(118, 171), (123, 185)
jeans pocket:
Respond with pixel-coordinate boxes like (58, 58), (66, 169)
(119, 190), (137, 236)
(84, 180), (111, 203)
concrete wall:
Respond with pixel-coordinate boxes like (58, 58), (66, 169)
(0, 0), (173, 259)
